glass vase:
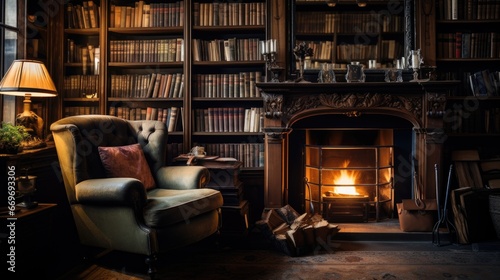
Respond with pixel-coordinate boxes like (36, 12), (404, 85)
(318, 63), (336, 83)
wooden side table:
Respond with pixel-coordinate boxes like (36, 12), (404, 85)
(174, 156), (250, 234)
(0, 144), (59, 207)
(0, 203), (57, 277)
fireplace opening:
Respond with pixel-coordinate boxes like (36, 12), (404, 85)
(286, 114), (414, 223)
(304, 138), (394, 222)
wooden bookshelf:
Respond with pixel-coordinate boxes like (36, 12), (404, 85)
(432, 1), (500, 165)
(62, 1), (103, 117)
(189, 0), (266, 168)
(53, 0), (268, 167)
(290, 0), (406, 75)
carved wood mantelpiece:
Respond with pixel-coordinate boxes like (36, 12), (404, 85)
(256, 81), (460, 208)
(258, 82), (457, 127)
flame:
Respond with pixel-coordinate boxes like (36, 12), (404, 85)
(333, 161), (360, 195)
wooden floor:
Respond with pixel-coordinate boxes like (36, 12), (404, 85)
(66, 264), (145, 280)
(58, 219), (455, 279)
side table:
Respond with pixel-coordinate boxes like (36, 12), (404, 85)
(174, 156), (249, 234)
(1, 203), (57, 277)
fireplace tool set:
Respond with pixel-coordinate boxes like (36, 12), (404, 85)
(432, 163), (457, 246)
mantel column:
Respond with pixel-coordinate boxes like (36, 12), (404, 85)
(263, 128), (291, 208)
(421, 91), (448, 199)
(261, 92), (289, 208)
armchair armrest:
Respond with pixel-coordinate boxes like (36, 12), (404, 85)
(155, 166), (210, 190)
(75, 178), (148, 209)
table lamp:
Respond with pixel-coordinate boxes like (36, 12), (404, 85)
(0, 59), (57, 149)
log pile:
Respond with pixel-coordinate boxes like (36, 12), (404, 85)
(256, 205), (340, 256)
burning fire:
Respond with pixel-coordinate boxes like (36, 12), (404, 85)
(333, 161), (360, 196)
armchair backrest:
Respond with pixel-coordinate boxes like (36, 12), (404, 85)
(50, 115), (168, 203)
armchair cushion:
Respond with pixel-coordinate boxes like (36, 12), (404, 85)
(144, 188), (223, 227)
(98, 143), (156, 190)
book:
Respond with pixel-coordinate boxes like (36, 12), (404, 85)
(145, 73), (157, 98)
(142, 4), (151, 27)
(468, 73), (479, 96)
(482, 69), (497, 96)
(163, 74), (173, 98)
(461, 33), (471, 58)
(172, 73), (182, 98)
(455, 32), (462, 58)
(87, 1), (99, 28)
(473, 71), (488, 96)
(168, 107), (178, 132)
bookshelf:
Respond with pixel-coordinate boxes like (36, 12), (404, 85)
(63, 1), (102, 117)
(190, 0), (267, 169)
(106, 1), (186, 159)
(289, 0), (406, 80)
(55, 0), (267, 168)
(434, 1), (500, 161)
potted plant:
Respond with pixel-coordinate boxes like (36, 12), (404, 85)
(0, 122), (30, 154)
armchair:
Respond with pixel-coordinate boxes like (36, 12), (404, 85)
(50, 115), (223, 277)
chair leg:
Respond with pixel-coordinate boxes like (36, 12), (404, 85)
(146, 254), (158, 279)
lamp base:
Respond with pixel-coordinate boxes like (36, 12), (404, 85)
(16, 98), (47, 149)
(21, 137), (46, 150)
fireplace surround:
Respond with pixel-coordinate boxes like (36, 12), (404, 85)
(256, 81), (459, 215)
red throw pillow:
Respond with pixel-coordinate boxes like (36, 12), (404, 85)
(98, 143), (156, 190)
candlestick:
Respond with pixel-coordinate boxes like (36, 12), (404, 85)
(408, 49), (428, 82)
(262, 39), (281, 82)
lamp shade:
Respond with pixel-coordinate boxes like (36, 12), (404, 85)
(0, 59), (57, 97)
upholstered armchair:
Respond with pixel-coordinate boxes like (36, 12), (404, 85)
(50, 115), (223, 277)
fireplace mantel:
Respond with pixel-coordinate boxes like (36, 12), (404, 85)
(256, 81), (460, 208)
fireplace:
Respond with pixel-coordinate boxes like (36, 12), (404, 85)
(256, 82), (459, 217)
(304, 134), (394, 222)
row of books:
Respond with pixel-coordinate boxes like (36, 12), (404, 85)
(193, 2), (266, 27)
(110, 73), (184, 99)
(66, 1), (100, 29)
(437, 0), (500, 20)
(110, 1), (184, 28)
(193, 72), (262, 98)
(296, 41), (333, 61)
(296, 39), (401, 62)
(336, 44), (379, 61)
(109, 38), (184, 63)
(296, 12), (403, 34)
(67, 41), (99, 63)
(108, 106), (182, 133)
(437, 32), (499, 59)
(445, 107), (500, 134)
(193, 107), (263, 133)
(192, 38), (263, 62)
(380, 40), (403, 60)
(201, 143), (265, 168)
(64, 106), (99, 117)
(64, 75), (99, 98)
(468, 70), (500, 96)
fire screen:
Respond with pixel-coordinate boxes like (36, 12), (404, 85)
(304, 145), (394, 222)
